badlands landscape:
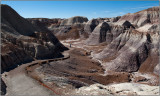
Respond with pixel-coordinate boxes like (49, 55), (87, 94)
(1, 4), (160, 95)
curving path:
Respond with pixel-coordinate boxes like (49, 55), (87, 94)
(2, 50), (70, 96)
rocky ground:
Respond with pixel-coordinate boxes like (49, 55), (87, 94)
(72, 83), (159, 95)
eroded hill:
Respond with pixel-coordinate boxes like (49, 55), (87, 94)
(1, 4), (67, 72)
(1, 4), (159, 95)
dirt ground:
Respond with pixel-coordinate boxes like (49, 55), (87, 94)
(27, 47), (131, 95)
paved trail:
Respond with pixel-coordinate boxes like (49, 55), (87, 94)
(2, 61), (53, 96)
(2, 51), (70, 96)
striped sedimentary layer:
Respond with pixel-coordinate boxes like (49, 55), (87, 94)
(86, 7), (159, 74)
(1, 4), (67, 72)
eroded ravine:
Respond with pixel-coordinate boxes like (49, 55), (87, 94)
(23, 42), (133, 95)
(24, 47), (103, 95)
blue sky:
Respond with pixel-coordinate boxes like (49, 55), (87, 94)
(2, 1), (159, 20)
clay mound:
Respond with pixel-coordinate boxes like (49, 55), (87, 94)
(116, 20), (134, 28)
(1, 4), (36, 36)
(117, 6), (159, 27)
(55, 26), (81, 40)
(1, 42), (33, 72)
(60, 16), (88, 26)
(110, 16), (121, 22)
(85, 21), (129, 46)
(1, 4), (67, 72)
(136, 24), (159, 33)
(89, 7), (159, 73)
(94, 27), (159, 73)
(84, 19), (100, 34)
(85, 22), (111, 45)
(27, 18), (63, 30)
(32, 16), (89, 40)
(84, 17), (119, 35)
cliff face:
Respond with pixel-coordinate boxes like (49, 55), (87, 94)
(89, 7), (159, 74)
(1, 4), (67, 72)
